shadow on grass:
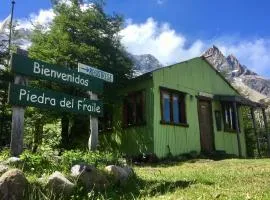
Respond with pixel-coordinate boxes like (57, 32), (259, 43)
(143, 179), (195, 196)
(134, 154), (239, 169)
(23, 173), (214, 200)
(102, 175), (196, 199)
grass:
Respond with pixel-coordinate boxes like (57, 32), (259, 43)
(2, 148), (270, 199)
(109, 158), (270, 200)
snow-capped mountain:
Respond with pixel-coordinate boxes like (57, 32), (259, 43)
(203, 46), (270, 104)
(203, 45), (257, 79)
(127, 53), (163, 77)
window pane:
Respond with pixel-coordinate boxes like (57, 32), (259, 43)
(136, 92), (143, 124)
(229, 106), (233, 129)
(163, 93), (170, 122)
(225, 106), (229, 125)
(231, 106), (237, 130)
(173, 95), (180, 123)
(124, 91), (146, 126)
(127, 98), (134, 125)
(223, 103), (237, 131)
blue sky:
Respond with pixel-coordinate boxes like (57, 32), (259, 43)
(1, 0), (270, 77)
(106, 0), (270, 40)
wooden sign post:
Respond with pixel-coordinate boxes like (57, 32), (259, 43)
(10, 49), (28, 156)
(8, 53), (104, 155)
(78, 63), (113, 151)
(10, 75), (27, 156)
(88, 91), (98, 151)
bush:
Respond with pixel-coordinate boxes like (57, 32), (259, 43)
(0, 147), (10, 161)
(19, 150), (59, 176)
(60, 149), (124, 172)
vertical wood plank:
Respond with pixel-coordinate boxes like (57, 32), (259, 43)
(10, 75), (27, 156)
(10, 49), (28, 156)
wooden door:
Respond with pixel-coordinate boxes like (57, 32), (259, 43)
(198, 100), (214, 153)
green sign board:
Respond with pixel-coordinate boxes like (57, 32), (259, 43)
(8, 84), (103, 116)
(11, 53), (103, 94)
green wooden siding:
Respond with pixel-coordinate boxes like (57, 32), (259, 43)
(100, 78), (154, 155)
(212, 101), (247, 156)
(152, 58), (246, 158)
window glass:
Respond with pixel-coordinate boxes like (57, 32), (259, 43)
(222, 102), (238, 131)
(160, 88), (186, 125)
(229, 107), (233, 128)
(123, 91), (145, 127)
(173, 95), (180, 123)
(136, 94), (143, 124)
(163, 93), (170, 122)
(127, 98), (134, 125)
(215, 111), (222, 131)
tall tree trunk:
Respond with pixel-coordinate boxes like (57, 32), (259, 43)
(32, 119), (43, 153)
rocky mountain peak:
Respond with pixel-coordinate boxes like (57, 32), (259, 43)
(128, 53), (163, 77)
(203, 45), (224, 59)
(202, 46), (270, 103)
(227, 54), (239, 65)
(203, 46), (257, 78)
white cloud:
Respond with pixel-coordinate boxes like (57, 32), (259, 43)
(120, 18), (206, 65)
(120, 18), (270, 77)
(16, 9), (55, 31)
(14, 1), (92, 31)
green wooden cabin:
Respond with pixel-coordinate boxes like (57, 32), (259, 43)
(101, 56), (263, 158)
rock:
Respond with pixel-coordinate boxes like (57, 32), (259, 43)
(71, 164), (108, 190)
(71, 164), (82, 177)
(4, 157), (21, 165)
(47, 171), (75, 197)
(0, 169), (28, 200)
(104, 165), (133, 185)
(0, 165), (9, 175)
(123, 166), (134, 176)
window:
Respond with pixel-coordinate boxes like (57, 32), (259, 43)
(222, 102), (239, 131)
(160, 88), (187, 125)
(123, 90), (145, 126)
(215, 110), (222, 131)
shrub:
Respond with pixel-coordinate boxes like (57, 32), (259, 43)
(0, 147), (10, 161)
(20, 150), (58, 175)
(60, 149), (124, 172)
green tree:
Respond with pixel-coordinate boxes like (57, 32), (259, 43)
(28, 0), (132, 149)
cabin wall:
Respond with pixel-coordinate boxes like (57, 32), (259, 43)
(212, 101), (247, 157)
(152, 58), (246, 158)
(152, 90), (200, 157)
(100, 78), (154, 156)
